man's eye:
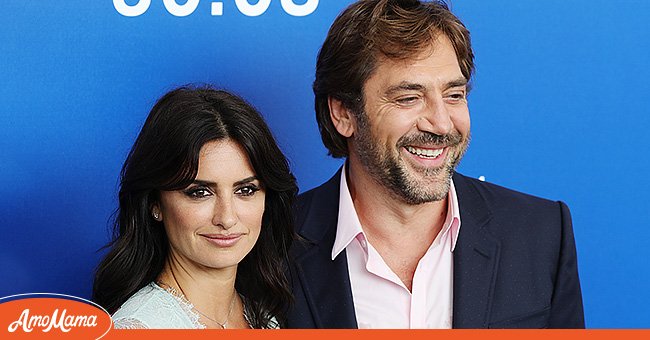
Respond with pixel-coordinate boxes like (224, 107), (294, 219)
(446, 91), (467, 102)
(236, 185), (260, 197)
(396, 96), (419, 105)
(183, 187), (212, 199)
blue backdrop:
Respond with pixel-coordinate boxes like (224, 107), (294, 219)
(1, 0), (648, 328)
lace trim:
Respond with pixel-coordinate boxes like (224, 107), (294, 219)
(152, 282), (205, 329)
(113, 317), (149, 329)
(153, 282), (273, 329)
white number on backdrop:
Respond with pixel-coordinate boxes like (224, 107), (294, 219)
(113, 0), (151, 17)
(113, 0), (319, 17)
(281, 0), (318, 17)
(235, 0), (272, 17)
(163, 0), (200, 17)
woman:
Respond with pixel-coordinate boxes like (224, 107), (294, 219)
(93, 86), (297, 329)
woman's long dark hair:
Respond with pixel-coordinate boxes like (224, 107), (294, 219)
(93, 85), (297, 328)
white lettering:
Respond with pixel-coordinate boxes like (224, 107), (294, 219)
(163, 0), (200, 17)
(64, 314), (76, 328)
(6, 309), (99, 333)
(41, 309), (58, 332)
(8, 309), (29, 332)
(87, 315), (98, 327)
(235, 0), (272, 17)
(114, 0), (319, 17)
(39, 315), (50, 330)
(113, 0), (152, 17)
(211, 2), (223, 16)
(281, 0), (318, 16)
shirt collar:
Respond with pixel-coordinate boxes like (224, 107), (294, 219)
(332, 166), (364, 260)
(332, 166), (462, 260)
(446, 178), (462, 251)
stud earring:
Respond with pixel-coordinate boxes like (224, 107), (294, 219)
(152, 211), (160, 220)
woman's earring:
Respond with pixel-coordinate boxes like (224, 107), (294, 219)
(152, 211), (160, 221)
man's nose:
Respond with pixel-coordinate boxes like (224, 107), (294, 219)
(416, 97), (453, 135)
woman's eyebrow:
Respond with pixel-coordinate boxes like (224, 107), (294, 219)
(234, 176), (257, 186)
(192, 176), (257, 188)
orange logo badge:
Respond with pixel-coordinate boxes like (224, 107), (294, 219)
(0, 293), (112, 339)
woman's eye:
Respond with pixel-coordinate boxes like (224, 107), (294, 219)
(236, 185), (260, 197)
(184, 187), (212, 199)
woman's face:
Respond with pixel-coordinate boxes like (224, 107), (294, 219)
(155, 139), (265, 272)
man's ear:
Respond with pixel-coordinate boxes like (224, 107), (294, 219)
(328, 97), (355, 138)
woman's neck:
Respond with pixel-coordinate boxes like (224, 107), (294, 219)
(157, 252), (247, 328)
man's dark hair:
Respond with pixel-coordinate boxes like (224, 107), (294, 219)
(314, 0), (475, 158)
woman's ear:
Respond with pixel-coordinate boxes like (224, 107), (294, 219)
(151, 204), (163, 221)
(328, 97), (355, 138)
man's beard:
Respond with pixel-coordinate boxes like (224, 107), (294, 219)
(352, 110), (469, 205)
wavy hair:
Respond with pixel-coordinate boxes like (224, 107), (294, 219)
(93, 85), (297, 328)
(314, 0), (475, 157)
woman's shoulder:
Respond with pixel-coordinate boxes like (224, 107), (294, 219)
(111, 282), (202, 329)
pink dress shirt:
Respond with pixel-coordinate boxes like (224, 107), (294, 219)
(332, 169), (461, 328)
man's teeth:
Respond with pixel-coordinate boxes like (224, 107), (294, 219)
(406, 146), (443, 158)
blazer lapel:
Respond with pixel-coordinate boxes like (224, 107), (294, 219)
(452, 173), (501, 328)
(293, 171), (500, 328)
(293, 170), (357, 328)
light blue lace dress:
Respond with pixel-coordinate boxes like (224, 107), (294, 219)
(112, 283), (203, 329)
(111, 282), (279, 329)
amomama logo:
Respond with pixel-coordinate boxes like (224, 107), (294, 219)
(0, 293), (112, 339)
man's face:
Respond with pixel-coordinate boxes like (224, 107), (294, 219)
(350, 35), (470, 204)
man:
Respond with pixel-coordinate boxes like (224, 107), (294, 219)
(288, 0), (584, 329)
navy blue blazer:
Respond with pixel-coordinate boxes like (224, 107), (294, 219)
(287, 170), (584, 328)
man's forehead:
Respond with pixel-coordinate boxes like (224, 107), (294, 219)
(375, 34), (457, 67)
(368, 41), (465, 88)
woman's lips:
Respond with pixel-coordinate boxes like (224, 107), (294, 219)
(200, 233), (244, 247)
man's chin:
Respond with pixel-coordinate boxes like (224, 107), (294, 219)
(391, 173), (453, 205)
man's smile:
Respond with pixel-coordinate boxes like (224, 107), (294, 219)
(405, 145), (444, 159)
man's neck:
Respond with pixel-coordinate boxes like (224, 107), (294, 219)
(346, 158), (448, 240)
(346, 158), (448, 290)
